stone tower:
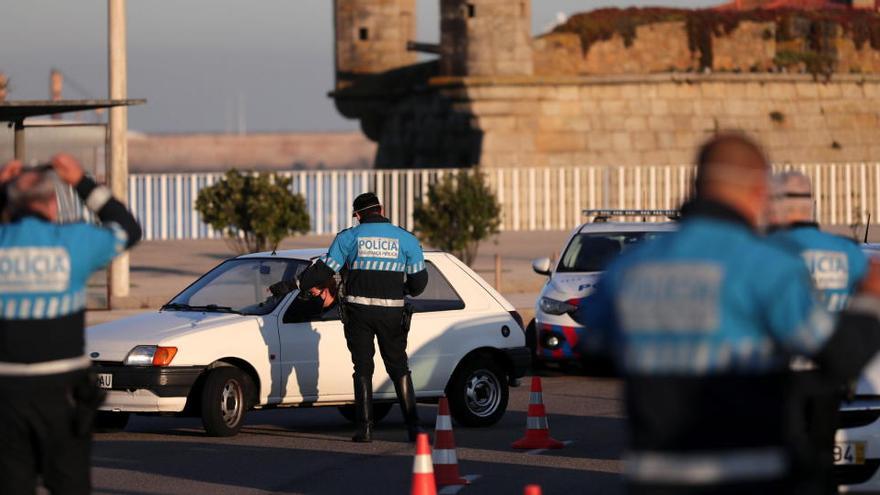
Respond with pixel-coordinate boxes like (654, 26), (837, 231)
(440, 0), (533, 77)
(334, 0), (418, 89)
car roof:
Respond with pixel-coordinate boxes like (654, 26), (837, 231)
(238, 248), (446, 261)
(237, 248), (326, 261)
(576, 222), (678, 234)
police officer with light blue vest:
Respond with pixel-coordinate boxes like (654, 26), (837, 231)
(568, 134), (880, 494)
(0, 154), (141, 495)
(298, 192), (428, 442)
(767, 170), (869, 495)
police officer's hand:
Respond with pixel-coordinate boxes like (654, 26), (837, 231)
(50, 153), (85, 186)
(0, 159), (22, 184)
(860, 258), (880, 297)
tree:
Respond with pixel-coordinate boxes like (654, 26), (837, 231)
(196, 169), (310, 254)
(413, 170), (501, 266)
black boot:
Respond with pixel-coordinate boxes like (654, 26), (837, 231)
(352, 375), (373, 443)
(393, 373), (421, 442)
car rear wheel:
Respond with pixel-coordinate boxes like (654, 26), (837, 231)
(446, 355), (509, 427)
(200, 367), (251, 437)
(337, 402), (394, 423)
(94, 411), (130, 432)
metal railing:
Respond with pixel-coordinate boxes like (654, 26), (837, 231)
(66, 163), (880, 241)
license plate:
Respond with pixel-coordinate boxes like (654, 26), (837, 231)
(834, 441), (866, 465)
(97, 373), (113, 389)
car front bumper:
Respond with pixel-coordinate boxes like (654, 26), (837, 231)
(92, 362), (204, 413)
(535, 321), (585, 361)
(836, 403), (880, 491)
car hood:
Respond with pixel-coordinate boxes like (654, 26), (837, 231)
(545, 272), (602, 301)
(86, 311), (255, 362)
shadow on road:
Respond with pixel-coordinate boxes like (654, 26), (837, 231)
(92, 436), (622, 495)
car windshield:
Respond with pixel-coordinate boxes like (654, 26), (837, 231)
(166, 258), (310, 315)
(557, 231), (669, 273)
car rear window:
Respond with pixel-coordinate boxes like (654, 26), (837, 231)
(557, 231), (668, 273)
(406, 261), (465, 313)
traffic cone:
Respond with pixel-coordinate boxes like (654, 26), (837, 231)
(524, 485), (543, 495)
(512, 376), (564, 450)
(411, 433), (437, 495)
(432, 397), (469, 486)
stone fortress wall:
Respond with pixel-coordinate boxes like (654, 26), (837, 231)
(331, 0), (880, 168)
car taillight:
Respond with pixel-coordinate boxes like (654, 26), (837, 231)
(509, 311), (525, 331)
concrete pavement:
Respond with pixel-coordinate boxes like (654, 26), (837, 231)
(91, 372), (624, 495)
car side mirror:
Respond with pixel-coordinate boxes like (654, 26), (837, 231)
(532, 257), (552, 276)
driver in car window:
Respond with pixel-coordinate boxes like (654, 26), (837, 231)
(286, 276), (339, 323)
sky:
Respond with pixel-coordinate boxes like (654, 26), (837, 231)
(0, 0), (720, 134)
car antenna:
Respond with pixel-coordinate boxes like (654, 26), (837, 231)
(865, 213), (872, 244)
(271, 247), (277, 256)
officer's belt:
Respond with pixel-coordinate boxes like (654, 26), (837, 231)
(345, 296), (406, 308)
(0, 355), (91, 376)
(625, 447), (787, 485)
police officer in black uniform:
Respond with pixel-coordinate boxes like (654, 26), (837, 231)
(299, 192), (428, 442)
(0, 154), (141, 494)
(569, 134), (880, 494)
(768, 171), (869, 494)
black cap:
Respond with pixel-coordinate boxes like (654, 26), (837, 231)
(352, 192), (381, 217)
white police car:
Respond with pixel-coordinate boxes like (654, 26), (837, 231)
(528, 210), (676, 369)
(86, 249), (530, 436)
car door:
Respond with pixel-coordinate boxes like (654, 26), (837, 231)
(398, 259), (473, 397)
(276, 295), (352, 403)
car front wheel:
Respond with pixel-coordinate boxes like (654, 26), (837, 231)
(200, 367), (251, 437)
(446, 355), (509, 427)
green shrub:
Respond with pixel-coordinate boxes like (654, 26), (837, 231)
(413, 170), (501, 266)
(196, 169), (310, 254)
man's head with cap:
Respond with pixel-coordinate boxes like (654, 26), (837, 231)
(768, 171), (814, 227)
(694, 132), (771, 227)
(352, 192), (382, 219)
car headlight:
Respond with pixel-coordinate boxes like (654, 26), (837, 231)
(123, 345), (178, 366)
(539, 297), (577, 315)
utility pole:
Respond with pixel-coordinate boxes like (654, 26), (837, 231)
(108, 0), (130, 303)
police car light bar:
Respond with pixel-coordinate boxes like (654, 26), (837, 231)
(583, 209), (680, 222)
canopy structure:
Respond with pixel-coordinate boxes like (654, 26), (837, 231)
(0, 99), (145, 161)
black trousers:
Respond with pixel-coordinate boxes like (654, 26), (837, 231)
(0, 385), (91, 495)
(344, 303), (409, 380)
(793, 372), (843, 495)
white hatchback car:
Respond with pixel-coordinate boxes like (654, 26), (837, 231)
(86, 249), (530, 436)
(528, 210), (676, 368)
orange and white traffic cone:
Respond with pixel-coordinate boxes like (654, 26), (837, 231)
(432, 397), (469, 487)
(411, 432), (437, 495)
(524, 485), (543, 495)
(512, 376), (564, 450)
